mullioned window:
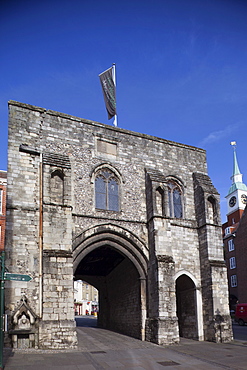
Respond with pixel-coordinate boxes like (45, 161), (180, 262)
(95, 169), (119, 211)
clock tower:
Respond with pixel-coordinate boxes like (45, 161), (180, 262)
(226, 142), (247, 224)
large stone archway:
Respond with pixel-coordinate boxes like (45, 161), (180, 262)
(73, 224), (148, 340)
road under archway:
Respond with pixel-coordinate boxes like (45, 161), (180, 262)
(74, 244), (144, 339)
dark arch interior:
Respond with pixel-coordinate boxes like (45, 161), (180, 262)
(75, 246), (125, 277)
(74, 244), (142, 339)
(176, 274), (197, 340)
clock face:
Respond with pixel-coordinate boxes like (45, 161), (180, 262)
(229, 196), (236, 207)
(241, 194), (247, 204)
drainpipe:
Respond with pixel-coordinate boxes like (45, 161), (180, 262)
(39, 153), (43, 318)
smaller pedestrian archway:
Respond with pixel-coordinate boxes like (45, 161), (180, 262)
(175, 271), (203, 341)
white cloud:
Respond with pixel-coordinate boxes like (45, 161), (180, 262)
(198, 123), (240, 147)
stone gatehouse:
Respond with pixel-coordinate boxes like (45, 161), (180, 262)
(5, 100), (232, 349)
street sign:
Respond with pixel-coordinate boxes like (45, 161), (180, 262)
(4, 272), (32, 282)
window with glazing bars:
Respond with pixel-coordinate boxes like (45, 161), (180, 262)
(229, 256), (236, 269)
(95, 170), (119, 211)
(168, 182), (183, 218)
(228, 239), (234, 252)
(230, 275), (237, 287)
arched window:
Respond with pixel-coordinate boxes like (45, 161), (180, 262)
(168, 181), (183, 218)
(156, 186), (164, 216)
(50, 169), (64, 204)
(207, 196), (218, 224)
(95, 169), (119, 211)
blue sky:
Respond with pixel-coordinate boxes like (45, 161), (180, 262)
(1, 0), (247, 222)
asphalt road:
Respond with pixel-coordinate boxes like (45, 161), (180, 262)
(3, 316), (247, 369)
(232, 321), (247, 341)
(75, 316), (247, 342)
(75, 315), (97, 328)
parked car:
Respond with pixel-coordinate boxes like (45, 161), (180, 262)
(235, 303), (247, 326)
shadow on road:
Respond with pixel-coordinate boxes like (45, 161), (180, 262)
(75, 315), (97, 328)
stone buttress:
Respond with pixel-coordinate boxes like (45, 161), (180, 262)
(193, 173), (233, 343)
(5, 124), (77, 349)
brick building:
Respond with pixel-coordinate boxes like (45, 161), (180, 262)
(5, 101), (232, 349)
(0, 170), (7, 251)
(222, 145), (247, 309)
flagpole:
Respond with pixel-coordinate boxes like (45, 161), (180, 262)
(112, 63), (117, 127)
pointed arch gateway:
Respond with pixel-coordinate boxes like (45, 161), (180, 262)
(73, 224), (148, 341)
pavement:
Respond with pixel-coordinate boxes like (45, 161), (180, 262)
(2, 320), (247, 369)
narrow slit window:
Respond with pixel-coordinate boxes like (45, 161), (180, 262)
(50, 170), (64, 204)
(108, 178), (119, 211)
(168, 181), (183, 219)
(173, 188), (182, 218)
(156, 187), (164, 216)
(95, 176), (106, 210)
